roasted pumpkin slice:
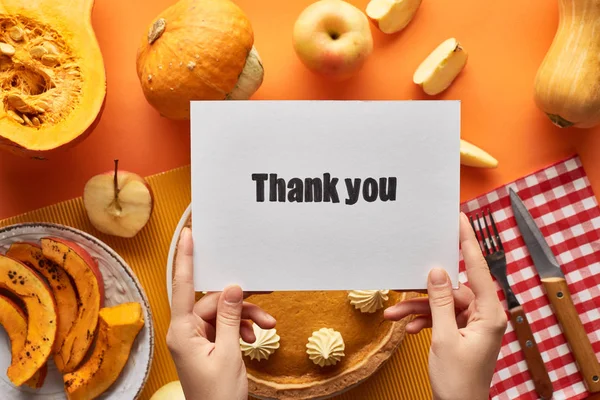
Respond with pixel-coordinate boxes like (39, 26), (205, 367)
(0, 255), (57, 386)
(0, 294), (48, 389)
(0, 0), (106, 159)
(7, 243), (79, 359)
(41, 237), (104, 373)
(63, 302), (145, 400)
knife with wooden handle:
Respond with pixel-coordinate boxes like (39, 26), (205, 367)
(510, 188), (600, 392)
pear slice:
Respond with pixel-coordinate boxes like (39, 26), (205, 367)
(460, 139), (498, 168)
(366, 0), (422, 34)
(413, 38), (468, 95)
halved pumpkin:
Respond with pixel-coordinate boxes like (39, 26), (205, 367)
(41, 237), (104, 373)
(7, 242), (79, 358)
(0, 294), (48, 389)
(0, 255), (57, 386)
(63, 302), (145, 400)
(0, 0), (106, 159)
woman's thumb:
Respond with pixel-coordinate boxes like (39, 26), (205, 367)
(215, 285), (244, 351)
(427, 268), (458, 341)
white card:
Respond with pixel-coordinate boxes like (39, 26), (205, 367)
(190, 100), (460, 291)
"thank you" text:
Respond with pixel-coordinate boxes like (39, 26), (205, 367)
(251, 173), (397, 205)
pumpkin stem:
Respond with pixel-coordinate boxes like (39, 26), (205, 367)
(148, 18), (166, 44)
(547, 114), (574, 128)
(112, 159), (122, 215)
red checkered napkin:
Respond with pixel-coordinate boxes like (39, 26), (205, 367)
(459, 155), (600, 400)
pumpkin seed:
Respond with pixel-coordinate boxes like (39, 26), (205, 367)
(187, 61), (196, 71)
(35, 100), (50, 111)
(41, 54), (59, 67)
(68, 70), (80, 76)
(148, 18), (166, 44)
(31, 116), (41, 127)
(8, 95), (40, 114)
(22, 114), (33, 127)
(7, 110), (24, 124)
(41, 42), (59, 55)
(0, 42), (15, 56)
(147, 74), (152, 82)
(29, 46), (48, 59)
(9, 26), (24, 42)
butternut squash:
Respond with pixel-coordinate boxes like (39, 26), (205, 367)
(0, 294), (47, 389)
(63, 302), (145, 400)
(6, 243), (79, 360)
(534, 0), (600, 128)
(0, 255), (57, 386)
(41, 237), (104, 373)
(0, 0), (106, 159)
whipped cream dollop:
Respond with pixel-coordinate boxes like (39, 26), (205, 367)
(240, 324), (280, 361)
(306, 327), (345, 367)
(348, 290), (390, 313)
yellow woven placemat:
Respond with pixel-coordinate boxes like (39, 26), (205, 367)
(0, 165), (432, 400)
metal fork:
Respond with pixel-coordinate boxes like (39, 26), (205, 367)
(469, 209), (553, 400)
(469, 210), (519, 310)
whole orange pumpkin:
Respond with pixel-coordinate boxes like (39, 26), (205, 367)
(136, 0), (263, 120)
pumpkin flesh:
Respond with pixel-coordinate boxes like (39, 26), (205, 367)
(0, 255), (57, 386)
(63, 302), (145, 400)
(41, 237), (104, 373)
(0, 294), (48, 388)
(0, 0), (106, 157)
(533, 0), (600, 128)
(6, 242), (79, 360)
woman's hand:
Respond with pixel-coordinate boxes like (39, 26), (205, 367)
(167, 227), (277, 400)
(384, 212), (507, 400)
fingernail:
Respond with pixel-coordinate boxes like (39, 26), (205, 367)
(224, 285), (243, 304)
(265, 313), (276, 324)
(429, 268), (448, 286)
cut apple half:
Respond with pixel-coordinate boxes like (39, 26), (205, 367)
(413, 38), (468, 95)
(0, 255), (57, 386)
(460, 139), (498, 168)
(41, 237), (104, 373)
(0, 294), (48, 389)
(84, 160), (154, 238)
(7, 242), (79, 358)
(64, 302), (145, 400)
(366, 0), (422, 34)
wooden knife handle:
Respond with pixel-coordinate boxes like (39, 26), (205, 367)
(542, 277), (600, 392)
(509, 306), (553, 399)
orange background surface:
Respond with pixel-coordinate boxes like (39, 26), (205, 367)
(1, 0), (600, 219)
(1, 1), (600, 399)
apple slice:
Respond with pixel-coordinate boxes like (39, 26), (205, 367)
(413, 38), (468, 95)
(63, 302), (145, 400)
(7, 242), (79, 359)
(366, 0), (422, 34)
(460, 139), (498, 168)
(0, 294), (48, 389)
(0, 255), (57, 386)
(84, 160), (154, 238)
(41, 238), (104, 373)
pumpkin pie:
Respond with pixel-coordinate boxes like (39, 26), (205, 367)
(173, 216), (417, 399)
